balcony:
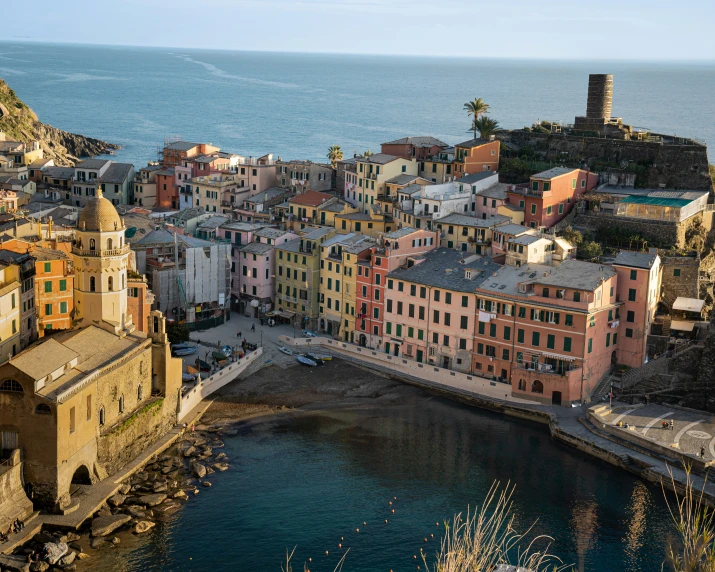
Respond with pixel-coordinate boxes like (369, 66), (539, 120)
(72, 245), (130, 258)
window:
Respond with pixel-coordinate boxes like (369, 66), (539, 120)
(489, 323), (497, 337)
(69, 406), (75, 434)
(460, 316), (468, 329)
(385, 322), (392, 335)
(119, 395), (124, 414)
(90, 276), (96, 292)
(0, 380), (22, 393)
(547, 334), (555, 349)
(630, 269), (637, 280)
(397, 301), (403, 315)
(59, 279), (67, 291)
(588, 339), (593, 353)
(518, 307), (526, 319)
(108, 276), (113, 291)
(613, 333), (618, 345)
(387, 299), (393, 313)
(434, 290), (440, 302)
(87, 395), (92, 420)
(444, 313), (451, 327)
(517, 329), (524, 343)
(606, 333), (611, 348)
(673, 268), (681, 277)
(627, 310), (635, 323)
(45, 303), (52, 316)
(99, 406), (105, 426)
(443, 335), (449, 346)
(60, 302), (68, 313)
(573, 292), (580, 302)
(626, 328), (633, 338)
(418, 306), (425, 320)
(628, 289), (636, 302)
(532, 332), (540, 346)
(35, 403), (51, 415)
(564, 337), (572, 352)
(478, 321), (484, 335)
(589, 315), (595, 328)
(558, 203), (564, 214)
(461, 295), (468, 308)
(44, 262), (51, 272)
(445, 293), (452, 304)
(44, 281), (52, 293)
(503, 326), (511, 341)
(410, 284), (416, 296)
(459, 339), (467, 350)
(546, 205), (552, 215)
(408, 327), (414, 338)
(530, 204), (536, 214)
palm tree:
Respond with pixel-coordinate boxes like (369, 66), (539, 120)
(327, 145), (344, 168)
(363, 149), (374, 158)
(464, 98), (490, 139)
(469, 116), (501, 140)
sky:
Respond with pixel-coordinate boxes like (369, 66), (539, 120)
(3, 0), (715, 61)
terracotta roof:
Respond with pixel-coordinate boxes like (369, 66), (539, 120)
(289, 191), (333, 207)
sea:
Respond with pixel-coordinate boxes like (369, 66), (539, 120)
(0, 42), (713, 167)
(0, 42), (707, 571)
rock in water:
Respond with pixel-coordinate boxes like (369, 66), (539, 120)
(43, 542), (69, 565)
(138, 493), (167, 507)
(91, 514), (131, 537)
(202, 481), (212, 487)
(125, 506), (147, 519)
(212, 462), (229, 472)
(134, 521), (156, 534)
(190, 462), (206, 478)
(58, 552), (76, 567)
(172, 490), (188, 500)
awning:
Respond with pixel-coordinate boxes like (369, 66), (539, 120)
(541, 351), (577, 362)
(673, 297), (705, 313)
(670, 320), (696, 332)
(273, 310), (296, 319)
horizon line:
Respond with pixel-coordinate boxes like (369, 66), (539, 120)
(2, 38), (715, 64)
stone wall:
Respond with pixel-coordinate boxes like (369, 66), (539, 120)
(0, 450), (33, 532)
(575, 211), (703, 249)
(497, 130), (712, 191)
(660, 254), (701, 310)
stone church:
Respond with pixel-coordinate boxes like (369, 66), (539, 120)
(0, 189), (182, 512)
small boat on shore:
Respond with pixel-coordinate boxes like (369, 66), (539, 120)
(278, 346), (293, 355)
(172, 342), (194, 350)
(302, 329), (317, 337)
(306, 352), (331, 362)
(221, 345), (232, 357)
(195, 359), (211, 372)
(296, 355), (317, 367)
(173, 346), (197, 356)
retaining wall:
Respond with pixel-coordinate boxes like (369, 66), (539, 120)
(178, 348), (264, 422)
(281, 337), (539, 405)
(0, 450), (33, 532)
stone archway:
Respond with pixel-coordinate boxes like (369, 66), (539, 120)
(71, 464), (92, 486)
(532, 380), (544, 394)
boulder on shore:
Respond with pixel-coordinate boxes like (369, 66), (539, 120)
(58, 551), (76, 567)
(190, 462), (206, 478)
(91, 514), (131, 537)
(0, 553), (32, 572)
(134, 520), (156, 534)
(138, 493), (167, 507)
(108, 494), (127, 507)
(212, 462), (229, 472)
(42, 542), (68, 565)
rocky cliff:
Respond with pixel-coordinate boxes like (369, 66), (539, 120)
(0, 78), (119, 166)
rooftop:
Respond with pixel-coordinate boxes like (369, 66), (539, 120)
(220, 221), (272, 232)
(356, 153), (401, 165)
(386, 174), (423, 186)
(75, 159), (111, 170)
(290, 190), (334, 207)
(455, 138), (495, 149)
(619, 195), (692, 208)
(457, 171), (499, 185)
(388, 248), (502, 293)
(254, 227), (289, 239)
(43, 167), (75, 179)
(494, 223), (533, 236)
(532, 167), (578, 180)
(382, 136), (449, 148)
(383, 227), (419, 239)
(164, 141), (202, 151)
(99, 163), (133, 184)
(594, 187), (709, 201)
(134, 228), (213, 248)
(613, 250), (659, 269)
(238, 241), (274, 255)
(197, 215), (230, 229)
(436, 214), (510, 228)
(535, 259), (616, 291)
(509, 234), (546, 246)
(477, 183), (509, 200)
(245, 187), (289, 203)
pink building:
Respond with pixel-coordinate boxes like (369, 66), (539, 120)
(235, 227), (298, 316)
(474, 183), (509, 219)
(612, 250), (661, 368)
(355, 227), (439, 348)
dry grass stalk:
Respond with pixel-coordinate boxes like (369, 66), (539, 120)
(421, 481), (568, 572)
(281, 546), (349, 572)
(663, 464), (715, 571)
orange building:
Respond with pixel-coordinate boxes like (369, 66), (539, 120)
(161, 141), (220, 168)
(127, 274), (155, 334)
(33, 248), (74, 335)
(453, 138), (500, 176)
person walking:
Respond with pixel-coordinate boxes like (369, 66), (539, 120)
(251, 323), (256, 332)
(701, 445), (706, 459)
(237, 330), (242, 338)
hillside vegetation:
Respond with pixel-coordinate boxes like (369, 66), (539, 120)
(0, 78), (118, 166)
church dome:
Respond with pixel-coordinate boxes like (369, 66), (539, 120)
(78, 190), (123, 232)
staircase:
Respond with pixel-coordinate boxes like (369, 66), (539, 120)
(661, 316), (672, 337)
(590, 375), (613, 402)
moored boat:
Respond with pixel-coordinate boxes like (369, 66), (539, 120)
(307, 353), (331, 361)
(278, 346), (293, 355)
(173, 346), (197, 356)
(296, 355), (317, 367)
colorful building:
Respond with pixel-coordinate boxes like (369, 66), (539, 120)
(380, 136), (449, 161)
(355, 227), (439, 349)
(507, 167), (598, 229)
(33, 248), (74, 336)
(286, 191), (336, 230)
(434, 214), (511, 255)
(0, 260), (22, 361)
(160, 141), (220, 169)
(275, 227), (336, 328)
(318, 233), (375, 341)
(354, 154), (418, 214)
(277, 160), (333, 193)
(452, 138), (500, 177)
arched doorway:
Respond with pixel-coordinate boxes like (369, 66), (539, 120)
(358, 334), (367, 347)
(532, 380), (544, 394)
(71, 465), (92, 485)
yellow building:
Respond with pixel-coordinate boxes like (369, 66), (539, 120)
(318, 233), (374, 341)
(435, 214), (511, 255)
(355, 154), (417, 214)
(275, 227), (336, 328)
(0, 263), (21, 361)
(316, 199), (358, 228)
(0, 192), (182, 512)
(334, 209), (392, 238)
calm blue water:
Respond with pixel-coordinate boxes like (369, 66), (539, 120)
(0, 42), (713, 167)
(88, 396), (674, 572)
